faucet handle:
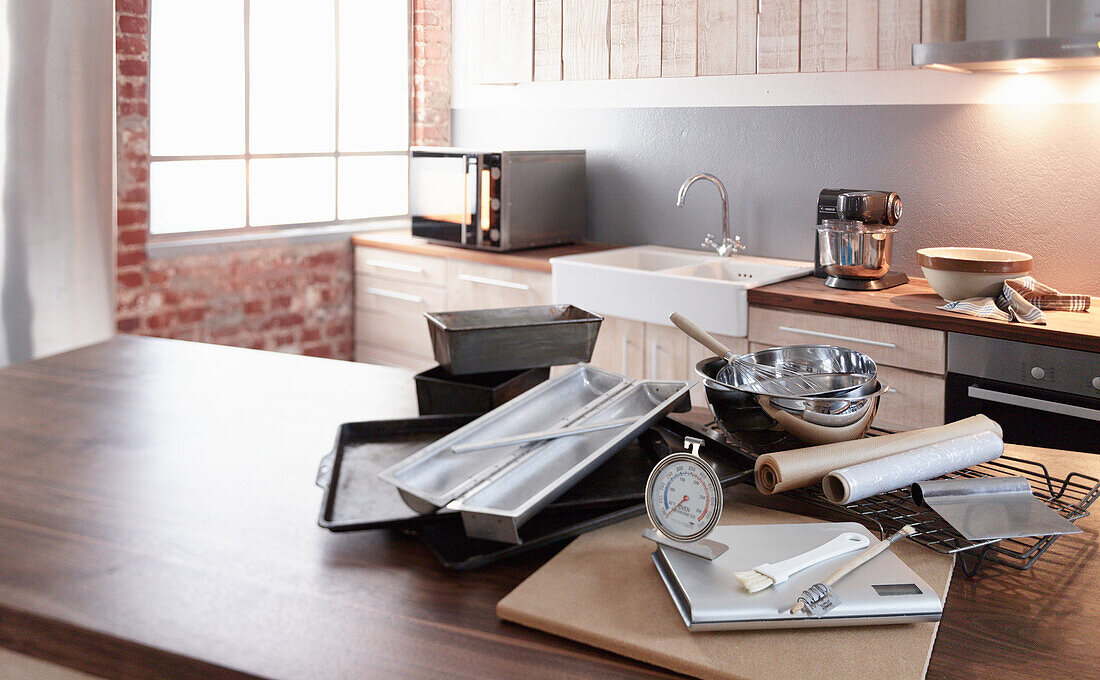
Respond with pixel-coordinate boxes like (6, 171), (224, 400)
(731, 235), (747, 253)
(702, 234), (720, 251)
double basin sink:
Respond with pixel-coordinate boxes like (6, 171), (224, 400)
(551, 245), (813, 337)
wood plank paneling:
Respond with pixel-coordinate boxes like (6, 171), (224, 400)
(757, 0), (800, 73)
(921, 0), (966, 43)
(638, 0), (663, 76)
(611, 0), (639, 78)
(534, 0), (564, 80)
(467, 0), (485, 82)
(613, 0), (662, 78)
(482, 0), (502, 81)
(846, 0), (878, 70)
(877, 0), (920, 69)
(661, 0), (698, 77)
(499, 0), (535, 83)
(563, 0), (611, 80)
(800, 0), (846, 72)
(698, 0), (739, 76)
(736, 0), (758, 73)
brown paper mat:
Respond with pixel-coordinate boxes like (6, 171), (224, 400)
(755, 414), (1002, 494)
(497, 503), (954, 680)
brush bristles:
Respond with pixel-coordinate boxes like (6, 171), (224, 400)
(734, 569), (775, 593)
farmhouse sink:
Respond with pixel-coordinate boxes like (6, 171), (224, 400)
(550, 245), (813, 337)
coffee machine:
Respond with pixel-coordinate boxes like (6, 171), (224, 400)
(815, 189), (909, 291)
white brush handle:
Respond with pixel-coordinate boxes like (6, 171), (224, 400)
(754, 532), (870, 584)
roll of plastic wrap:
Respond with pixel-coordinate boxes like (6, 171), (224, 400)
(822, 431), (1005, 505)
(753, 414), (1002, 495)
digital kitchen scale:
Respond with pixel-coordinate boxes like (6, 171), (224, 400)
(652, 522), (942, 630)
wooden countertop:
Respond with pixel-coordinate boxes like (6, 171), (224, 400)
(749, 276), (1100, 353)
(351, 229), (619, 273)
(1, 337), (1098, 680)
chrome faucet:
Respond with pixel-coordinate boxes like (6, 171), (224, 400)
(676, 173), (746, 257)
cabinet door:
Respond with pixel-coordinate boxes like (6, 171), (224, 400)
(644, 323), (689, 381)
(449, 261), (552, 310)
(588, 315), (646, 377)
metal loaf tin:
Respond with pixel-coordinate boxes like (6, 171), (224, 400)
(424, 304), (603, 375)
(377, 364), (692, 544)
(414, 365), (550, 416)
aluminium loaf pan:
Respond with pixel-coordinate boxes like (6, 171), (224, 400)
(424, 304), (602, 375)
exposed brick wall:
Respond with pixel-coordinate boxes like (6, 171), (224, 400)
(114, 1), (452, 359)
(412, 0), (452, 146)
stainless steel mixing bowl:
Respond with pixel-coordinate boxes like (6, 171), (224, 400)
(722, 345), (878, 397)
(816, 225), (898, 280)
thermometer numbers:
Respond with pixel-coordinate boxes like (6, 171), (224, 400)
(645, 454), (722, 543)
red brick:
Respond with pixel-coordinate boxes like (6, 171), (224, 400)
(117, 0), (148, 14)
(118, 59), (148, 77)
(117, 249), (146, 268)
(146, 312), (172, 330)
(244, 300), (265, 315)
(117, 317), (141, 332)
(118, 15), (147, 34)
(117, 208), (148, 227)
(336, 338), (354, 359)
(119, 82), (147, 100)
(271, 294), (292, 310)
(119, 186), (148, 203)
(273, 333), (295, 347)
(302, 343), (332, 358)
(118, 227), (147, 246)
(177, 307), (206, 324)
(117, 270), (144, 288)
(325, 320), (350, 338)
(148, 269), (169, 285)
(302, 328), (321, 343)
(116, 36), (147, 56)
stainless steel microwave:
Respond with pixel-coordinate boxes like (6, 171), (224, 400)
(409, 147), (586, 251)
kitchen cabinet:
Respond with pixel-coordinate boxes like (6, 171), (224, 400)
(748, 305), (947, 430)
(588, 315), (646, 377)
(354, 245), (553, 371)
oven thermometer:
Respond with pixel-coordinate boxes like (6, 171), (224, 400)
(643, 437), (729, 560)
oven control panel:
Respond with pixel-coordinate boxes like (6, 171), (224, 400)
(948, 333), (1100, 400)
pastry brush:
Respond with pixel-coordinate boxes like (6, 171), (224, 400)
(734, 532), (870, 593)
(789, 524), (917, 614)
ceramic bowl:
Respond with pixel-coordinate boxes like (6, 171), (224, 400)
(917, 247), (1033, 301)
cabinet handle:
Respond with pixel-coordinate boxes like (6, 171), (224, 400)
(777, 325), (897, 349)
(364, 258), (423, 274)
(621, 337), (629, 375)
(967, 385), (1100, 422)
(364, 286), (423, 304)
(457, 273), (531, 291)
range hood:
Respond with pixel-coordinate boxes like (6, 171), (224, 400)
(911, 1), (1100, 73)
(913, 35), (1100, 73)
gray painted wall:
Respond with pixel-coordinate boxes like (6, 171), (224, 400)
(453, 103), (1100, 293)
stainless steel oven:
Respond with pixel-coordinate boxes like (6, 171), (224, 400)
(945, 332), (1100, 454)
(409, 147), (586, 252)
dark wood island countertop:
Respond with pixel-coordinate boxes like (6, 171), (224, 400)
(1, 337), (1098, 680)
(749, 276), (1100, 353)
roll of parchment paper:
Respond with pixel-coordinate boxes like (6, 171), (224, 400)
(754, 414), (1002, 495)
(822, 431), (1004, 504)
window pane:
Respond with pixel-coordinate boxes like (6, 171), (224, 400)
(249, 0), (336, 153)
(338, 155), (409, 220)
(339, 0), (409, 151)
(250, 157), (336, 226)
(150, 0), (245, 155)
(150, 160), (246, 234)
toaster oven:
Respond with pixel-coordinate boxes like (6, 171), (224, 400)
(409, 147), (586, 251)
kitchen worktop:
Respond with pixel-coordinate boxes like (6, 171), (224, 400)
(1, 336), (1098, 680)
(351, 229), (619, 273)
(749, 276), (1100, 353)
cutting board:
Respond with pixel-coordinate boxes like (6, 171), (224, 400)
(497, 502), (955, 680)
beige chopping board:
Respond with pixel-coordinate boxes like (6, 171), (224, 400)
(497, 502), (954, 680)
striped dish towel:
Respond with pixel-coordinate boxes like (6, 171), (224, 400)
(939, 276), (1091, 325)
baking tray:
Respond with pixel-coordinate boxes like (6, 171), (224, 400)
(424, 304), (602, 374)
(416, 416), (757, 569)
(380, 364), (692, 543)
(414, 365), (549, 416)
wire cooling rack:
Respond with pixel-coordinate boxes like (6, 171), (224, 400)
(704, 421), (1100, 577)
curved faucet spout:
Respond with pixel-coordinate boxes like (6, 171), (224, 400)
(675, 173), (745, 257)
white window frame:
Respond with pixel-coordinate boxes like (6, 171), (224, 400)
(148, 0), (412, 243)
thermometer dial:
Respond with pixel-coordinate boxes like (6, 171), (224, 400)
(644, 451), (723, 543)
